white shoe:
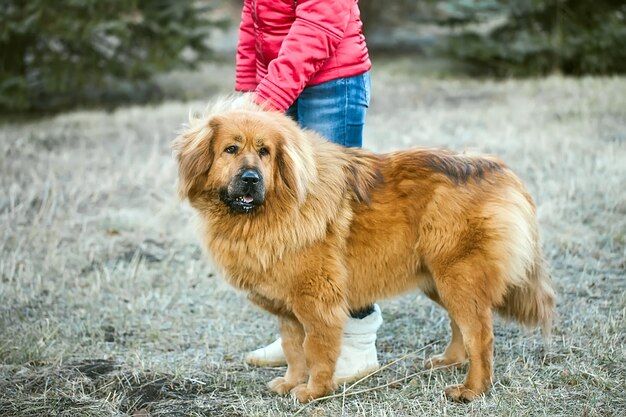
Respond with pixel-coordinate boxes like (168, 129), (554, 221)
(245, 305), (383, 384)
(245, 337), (287, 367)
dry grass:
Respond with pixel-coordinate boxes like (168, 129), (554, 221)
(1, 58), (625, 416)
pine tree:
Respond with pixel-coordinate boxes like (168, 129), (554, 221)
(0, 0), (224, 111)
(441, 0), (626, 76)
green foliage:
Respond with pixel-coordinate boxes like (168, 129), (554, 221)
(0, 0), (225, 112)
(441, 0), (626, 76)
(360, 0), (626, 76)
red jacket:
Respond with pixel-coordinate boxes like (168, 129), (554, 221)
(235, 0), (371, 112)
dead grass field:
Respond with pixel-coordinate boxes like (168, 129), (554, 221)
(1, 59), (625, 416)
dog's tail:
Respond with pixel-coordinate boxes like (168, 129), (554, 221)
(497, 253), (556, 342)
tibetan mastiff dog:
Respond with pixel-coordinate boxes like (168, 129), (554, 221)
(172, 96), (555, 403)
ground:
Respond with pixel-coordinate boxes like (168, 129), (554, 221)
(1, 58), (625, 416)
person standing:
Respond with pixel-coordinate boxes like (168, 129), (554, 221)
(234, 0), (382, 383)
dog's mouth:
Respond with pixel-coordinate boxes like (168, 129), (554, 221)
(233, 194), (256, 212)
(220, 188), (264, 214)
(237, 195), (254, 204)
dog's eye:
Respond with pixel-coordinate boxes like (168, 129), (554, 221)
(259, 147), (270, 157)
(224, 145), (238, 154)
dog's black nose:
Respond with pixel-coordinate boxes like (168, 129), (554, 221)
(241, 169), (260, 184)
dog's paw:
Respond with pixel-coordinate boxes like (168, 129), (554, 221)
(444, 384), (481, 402)
(290, 382), (335, 403)
(268, 377), (297, 395)
(290, 384), (317, 403)
(424, 354), (466, 369)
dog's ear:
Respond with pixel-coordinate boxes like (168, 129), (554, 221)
(171, 116), (221, 200)
(343, 148), (382, 204)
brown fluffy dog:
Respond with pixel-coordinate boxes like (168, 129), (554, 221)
(172, 97), (555, 403)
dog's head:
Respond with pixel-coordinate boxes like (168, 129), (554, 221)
(172, 96), (316, 215)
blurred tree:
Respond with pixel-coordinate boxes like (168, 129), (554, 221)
(440, 0), (626, 76)
(359, 0), (626, 76)
(0, 0), (226, 112)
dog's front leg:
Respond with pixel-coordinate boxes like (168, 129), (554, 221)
(290, 303), (345, 403)
(267, 316), (307, 394)
(246, 293), (309, 394)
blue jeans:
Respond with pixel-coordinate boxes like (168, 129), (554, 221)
(286, 71), (370, 148)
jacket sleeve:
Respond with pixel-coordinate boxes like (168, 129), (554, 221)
(253, 0), (354, 111)
(235, 0), (258, 92)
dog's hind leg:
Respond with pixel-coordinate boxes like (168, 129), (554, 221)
(442, 307), (494, 402)
(423, 290), (468, 369)
(431, 264), (498, 402)
(268, 317), (308, 395)
(425, 315), (468, 369)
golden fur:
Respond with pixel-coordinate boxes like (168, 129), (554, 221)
(172, 96), (556, 403)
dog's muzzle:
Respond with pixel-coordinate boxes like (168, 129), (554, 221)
(221, 168), (265, 213)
